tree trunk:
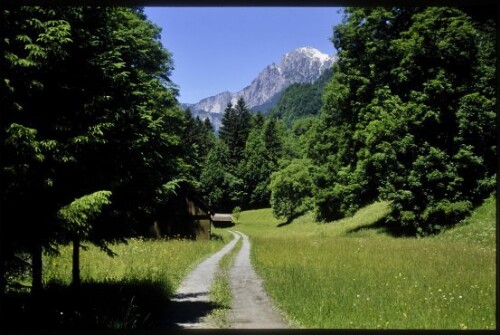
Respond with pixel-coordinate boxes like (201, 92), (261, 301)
(72, 237), (80, 288)
(0, 247), (5, 320)
(0, 249), (5, 296)
(31, 240), (43, 295)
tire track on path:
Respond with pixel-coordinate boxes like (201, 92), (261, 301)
(228, 230), (289, 329)
(159, 231), (240, 328)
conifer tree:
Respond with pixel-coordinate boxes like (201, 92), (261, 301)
(218, 98), (252, 165)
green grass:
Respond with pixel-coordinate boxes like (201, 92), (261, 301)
(3, 230), (232, 329)
(433, 194), (496, 250)
(206, 233), (243, 328)
(236, 195), (496, 329)
(43, 233), (230, 289)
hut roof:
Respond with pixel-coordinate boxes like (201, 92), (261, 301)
(211, 213), (233, 222)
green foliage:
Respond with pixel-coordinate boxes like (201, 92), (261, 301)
(200, 141), (244, 212)
(238, 127), (273, 208)
(269, 159), (314, 221)
(1, 6), (189, 292)
(57, 191), (112, 238)
(181, 108), (216, 183)
(232, 206), (241, 221)
(311, 7), (496, 233)
(218, 97), (252, 164)
(201, 99), (286, 211)
(269, 67), (333, 126)
(433, 194), (496, 249)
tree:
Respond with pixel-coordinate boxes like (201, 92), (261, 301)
(218, 98), (252, 164)
(1, 6), (77, 295)
(312, 7), (496, 233)
(181, 108), (216, 183)
(237, 117), (286, 208)
(203, 116), (214, 133)
(269, 159), (314, 222)
(57, 191), (112, 288)
(238, 128), (273, 208)
(263, 117), (283, 165)
(199, 141), (243, 212)
(1, 6), (187, 295)
(218, 102), (236, 147)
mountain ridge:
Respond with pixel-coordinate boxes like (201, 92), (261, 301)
(182, 46), (336, 129)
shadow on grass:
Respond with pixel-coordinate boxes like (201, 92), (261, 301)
(0, 279), (220, 330)
(346, 217), (414, 237)
(276, 212), (304, 228)
(210, 233), (224, 241)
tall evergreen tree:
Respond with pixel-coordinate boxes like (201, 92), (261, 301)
(218, 98), (252, 165)
(219, 102), (236, 147)
(263, 117), (283, 165)
(181, 108), (216, 182)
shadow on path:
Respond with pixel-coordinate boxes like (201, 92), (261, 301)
(156, 231), (240, 328)
(157, 292), (221, 328)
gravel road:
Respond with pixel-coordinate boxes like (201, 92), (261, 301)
(159, 229), (289, 329)
(158, 230), (240, 328)
(227, 231), (289, 329)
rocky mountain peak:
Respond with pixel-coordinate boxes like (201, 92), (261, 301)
(184, 47), (336, 130)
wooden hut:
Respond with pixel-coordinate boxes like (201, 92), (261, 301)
(150, 192), (212, 240)
(211, 213), (234, 228)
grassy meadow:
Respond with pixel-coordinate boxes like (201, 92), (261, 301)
(235, 195), (496, 329)
(4, 229), (232, 329)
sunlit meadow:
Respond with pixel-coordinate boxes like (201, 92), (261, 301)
(236, 196), (496, 329)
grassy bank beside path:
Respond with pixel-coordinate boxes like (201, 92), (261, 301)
(3, 229), (232, 329)
(235, 196), (496, 329)
(43, 229), (231, 289)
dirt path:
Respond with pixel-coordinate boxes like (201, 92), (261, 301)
(159, 229), (289, 329)
(158, 230), (240, 328)
(227, 231), (289, 329)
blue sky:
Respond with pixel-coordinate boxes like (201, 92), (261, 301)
(143, 7), (344, 103)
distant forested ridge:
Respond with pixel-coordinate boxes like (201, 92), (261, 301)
(268, 67), (333, 126)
